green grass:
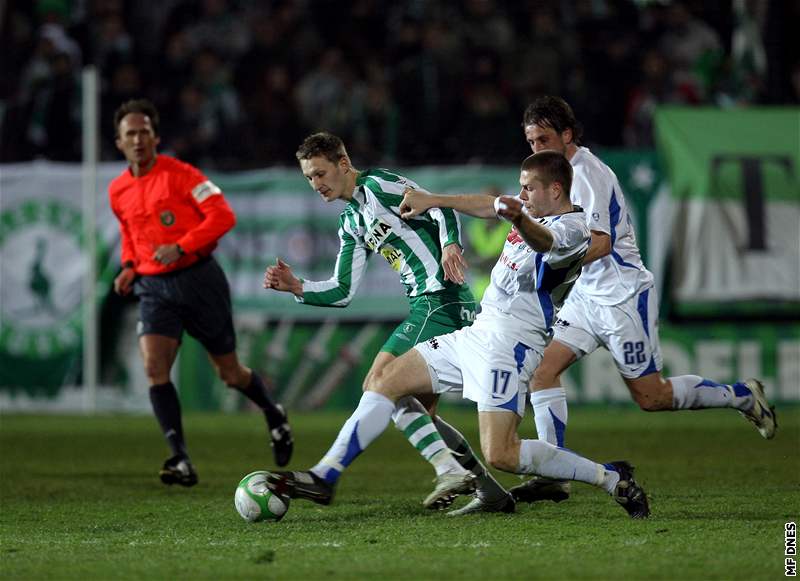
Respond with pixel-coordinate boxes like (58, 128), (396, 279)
(1, 407), (798, 580)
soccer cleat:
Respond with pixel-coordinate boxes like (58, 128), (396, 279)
(159, 455), (198, 487)
(509, 477), (570, 504)
(269, 405), (294, 467)
(423, 472), (478, 510)
(447, 493), (516, 517)
(607, 461), (649, 519)
(739, 378), (777, 440)
(266, 470), (334, 505)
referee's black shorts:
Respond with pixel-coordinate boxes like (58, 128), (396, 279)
(133, 257), (236, 355)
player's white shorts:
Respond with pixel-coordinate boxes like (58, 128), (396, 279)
(553, 285), (662, 379)
(414, 326), (541, 416)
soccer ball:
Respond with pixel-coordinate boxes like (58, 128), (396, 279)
(234, 471), (290, 522)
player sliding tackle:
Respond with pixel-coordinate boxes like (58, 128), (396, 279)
(267, 151), (650, 518)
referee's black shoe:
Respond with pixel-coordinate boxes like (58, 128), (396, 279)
(159, 455), (198, 487)
(269, 404), (293, 467)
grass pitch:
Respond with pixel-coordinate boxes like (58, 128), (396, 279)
(1, 406), (798, 580)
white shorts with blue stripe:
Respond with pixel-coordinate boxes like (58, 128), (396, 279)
(552, 285), (663, 379)
(413, 326), (541, 417)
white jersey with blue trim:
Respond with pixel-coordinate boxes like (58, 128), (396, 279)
(570, 146), (654, 305)
(473, 207), (590, 350)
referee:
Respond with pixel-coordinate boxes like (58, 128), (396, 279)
(109, 98), (292, 486)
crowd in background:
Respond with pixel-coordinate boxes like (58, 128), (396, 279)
(1, 0), (796, 168)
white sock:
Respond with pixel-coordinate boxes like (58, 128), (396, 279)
(392, 396), (459, 476)
(670, 375), (754, 411)
(531, 387), (568, 446)
(311, 391), (394, 483)
(518, 439), (620, 493)
(434, 415), (507, 499)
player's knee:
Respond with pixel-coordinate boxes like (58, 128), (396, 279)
(483, 444), (516, 472)
(532, 363), (559, 389)
(364, 367), (388, 395)
(632, 391), (669, 412)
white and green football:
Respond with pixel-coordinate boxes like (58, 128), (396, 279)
(234, 471), (290, 523)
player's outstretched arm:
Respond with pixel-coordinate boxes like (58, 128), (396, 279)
(496, 196), (554, 252)
(263, 258), (303, 297)
(400, 188), (498, 219)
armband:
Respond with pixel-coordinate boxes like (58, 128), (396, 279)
(122, 260), (135, 269)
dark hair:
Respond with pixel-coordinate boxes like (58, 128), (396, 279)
(522, 96), (583, 145)
(114, 98), (160, 137)
(296, 132), (347, 164)
(521, 150), (573, 195)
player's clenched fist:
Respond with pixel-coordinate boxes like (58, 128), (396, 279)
(495, 195), (525, 224)
(263, 258), (304, 297)
(399, 188), (434, 219)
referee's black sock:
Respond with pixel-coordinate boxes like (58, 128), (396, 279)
(149, 382), (188, 459)
(240, 372), (285, 427)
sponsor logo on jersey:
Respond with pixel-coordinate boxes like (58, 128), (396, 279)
(428, 337), (440, 350)
(592, 212), (600, 222)
(554, 317), (570, 328)
(365, 219), (392, 250)
(160, 210), (176, 226)
(499, 252), (520, 271)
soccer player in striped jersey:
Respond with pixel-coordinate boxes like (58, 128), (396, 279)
(266, 151), (651, 519)
(510, 96), (777, 505)
(264, 132), (511, 510)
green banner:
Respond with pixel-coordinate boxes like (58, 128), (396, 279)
(654, 107), (800, 317)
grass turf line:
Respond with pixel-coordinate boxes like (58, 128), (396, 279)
(1, 407), (798, 580)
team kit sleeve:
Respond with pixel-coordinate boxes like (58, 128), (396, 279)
(427, 205), (463, 249)
(543, 215), (591, 267)
(571, 171), (612, 235)
(174, 165), (236, 253)
(299, 213), (369, 307)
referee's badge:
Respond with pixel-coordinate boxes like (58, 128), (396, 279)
(160, 210), (176, 226)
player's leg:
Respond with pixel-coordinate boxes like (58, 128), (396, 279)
(511, 301), (600, 504)
(380, 297), (491, 501)
(363, 351), (461, 479)
(613, 287), (777, 438)
(268, 348), (445, 505)
(416, 292), (512, 512)
(479, 411), (649, 519)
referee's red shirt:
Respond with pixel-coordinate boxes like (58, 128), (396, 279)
(109, 155), (236, 275)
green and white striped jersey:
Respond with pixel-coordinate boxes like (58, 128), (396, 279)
(300, 169), (464, 307)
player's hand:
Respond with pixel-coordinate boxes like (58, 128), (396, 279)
(400, 188), (434, 219)
(263, 258), (303, 296)
(153, 243), (183, 265)
(113, 267), (136, 296)
(495, 195), (525, 224)
(441, 243), (468, 284)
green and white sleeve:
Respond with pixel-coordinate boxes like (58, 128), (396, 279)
(298, 214), (368, 307)
(428, 206), (463, 249)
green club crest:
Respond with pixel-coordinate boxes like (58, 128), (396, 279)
(0, 200), (90, 358)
